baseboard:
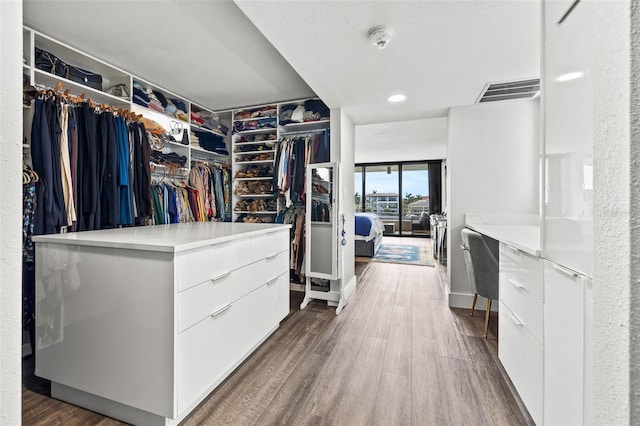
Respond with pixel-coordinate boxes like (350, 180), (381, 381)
(447, 290), (499, 312)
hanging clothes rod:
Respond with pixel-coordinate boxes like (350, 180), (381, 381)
(279, 128), (329, 136)
(190, 155), (229, 165)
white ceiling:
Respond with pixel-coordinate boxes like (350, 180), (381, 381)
(24, 0), (540, 128)
(355, 118), (448, 163)
(23, 0), (315, 111)
(235, 0), (540, 125)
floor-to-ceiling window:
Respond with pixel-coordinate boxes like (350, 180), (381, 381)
(355, 161), (439, 237)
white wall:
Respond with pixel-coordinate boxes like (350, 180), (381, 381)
(593, 0), (634, 422)
(447, 99), (540, 307)
(355, 117), (447, 164)
(0, 0), (24, 423)
(331, 108), (356, 299)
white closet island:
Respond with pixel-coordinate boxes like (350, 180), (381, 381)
(33, 222), (291, 426)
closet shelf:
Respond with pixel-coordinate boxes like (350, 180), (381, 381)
(234, 128), (277, 136)
(189, 146), (228, 157)
(233, 210), (277, 215)
(235, 160), (273, 165)
(233, 150), (276, 156)
(280, 119), (330, 133)
(34, 69), (130, 107)
(234, 177), (272, 181)
(191, 124), (226, 138)
(234, 194), (276, 198)
(131, 102), (189, 127)
(166, 141), (189, 149)
(233, 116), (277, 123)
(234, 140), (277, 146)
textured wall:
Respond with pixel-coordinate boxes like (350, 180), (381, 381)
(593, 0), (633, 423)
(0, 0), (24, 423)
(631, 2), (640, 421)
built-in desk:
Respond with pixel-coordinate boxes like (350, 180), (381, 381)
(465, 215), (543, 424)
(465, 222), (541, 257)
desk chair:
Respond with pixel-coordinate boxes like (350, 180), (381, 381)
(461, 228), (499, 338)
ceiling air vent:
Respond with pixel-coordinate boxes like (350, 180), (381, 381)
(476, 78), (540, 103)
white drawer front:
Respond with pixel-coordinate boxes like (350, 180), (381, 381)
(177, 251), (288, 333)
(500, 271), (544, 345)
(177, 277), (285, 414)
(176, 237), (251, 292)
(250, 230), (290, 263)
(266, 272), (290, 325)
(499, 304), (543, 425)
(499, 243), (543, 302)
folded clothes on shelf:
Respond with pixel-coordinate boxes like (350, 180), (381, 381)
(194, 130), (228, 155)
(151, 150), (188, 167)
(279, 99), (330, 125)
(233, 117), (276, 133)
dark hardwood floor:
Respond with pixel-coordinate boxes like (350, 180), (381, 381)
(23, 260), (533, 425)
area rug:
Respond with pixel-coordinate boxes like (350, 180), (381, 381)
(356, 243), (434, 267)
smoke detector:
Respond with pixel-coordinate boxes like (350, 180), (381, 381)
(369, 26), (393, 49)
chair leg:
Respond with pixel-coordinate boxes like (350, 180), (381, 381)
(470, 293), (478, 316)
(484, 298), (492, 338)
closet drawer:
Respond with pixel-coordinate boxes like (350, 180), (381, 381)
(499, 243), (543, 302)
(177, 251), (288, 333)
(500, 272), (544, 345)
(176, 237), (251, 292)
(176, 279), (282, 414)
(265, 272), (290, 325)
(250, 230), (290, 263)
(499, 304), (543, 425)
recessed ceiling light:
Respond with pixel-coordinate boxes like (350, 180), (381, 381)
(557, 72), (584, 82)
(387, 94), (407, 103)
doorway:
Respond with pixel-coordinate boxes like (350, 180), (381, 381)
(355, 161), (441, 237)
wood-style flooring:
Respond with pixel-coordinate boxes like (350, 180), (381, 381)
(22, 258), (533, 425)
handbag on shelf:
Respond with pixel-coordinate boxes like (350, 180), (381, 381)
(35, 47), (68, 77)
(66, 65), (103, 90)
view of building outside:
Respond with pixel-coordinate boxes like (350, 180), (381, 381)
(354, 163), (430, 235)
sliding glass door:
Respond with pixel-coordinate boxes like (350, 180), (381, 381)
(355, 161), (440, 237)
(402, 163), (430, 236)
(364, 165), (399, 235)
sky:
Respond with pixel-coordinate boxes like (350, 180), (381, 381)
(354, 169), (429, 198)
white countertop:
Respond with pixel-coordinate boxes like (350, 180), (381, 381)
(465, 222), (541, 257)
(32, 222), (292, 253)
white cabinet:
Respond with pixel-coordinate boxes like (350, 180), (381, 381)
(542, 0), (593, 277)
(498, 242), (544, 424)
(34, 223), (291, 426)
(543, 259), (591, 426)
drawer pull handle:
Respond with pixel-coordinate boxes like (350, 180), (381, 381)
(265, 253), (278, 261)
(266, 277), (278, 286)
(211, 304), (232, 318)
(508, 278), (525, 290)
(552, 264), (579, 278)
(506, 244), (520, 253)
(509, 310), (525, 327)
(210, 271), (232, 282)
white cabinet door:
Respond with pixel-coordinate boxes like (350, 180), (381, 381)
(542, 0), (593, 277)
(543, 260), (585, 425)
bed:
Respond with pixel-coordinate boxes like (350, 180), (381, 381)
(355, 213), (384, 257)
